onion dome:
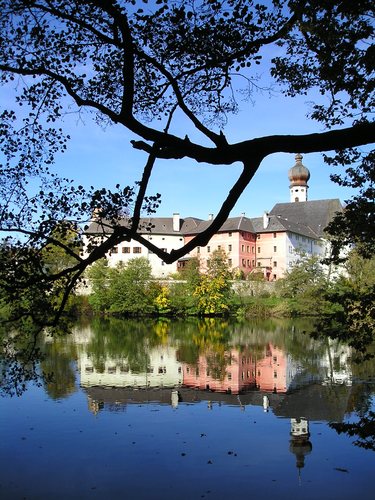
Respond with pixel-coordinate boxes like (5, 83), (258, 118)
(288, 154), (310, 185)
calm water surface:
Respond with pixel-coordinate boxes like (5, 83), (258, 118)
(1, 317), (374, 499)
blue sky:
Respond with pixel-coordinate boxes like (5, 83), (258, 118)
(44, 90), (358, 222)
(1, 53), (361, 223)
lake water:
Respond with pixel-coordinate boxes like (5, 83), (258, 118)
(1, 317), (374, 499)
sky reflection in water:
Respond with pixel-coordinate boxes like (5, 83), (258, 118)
(1, 317), (374, 499)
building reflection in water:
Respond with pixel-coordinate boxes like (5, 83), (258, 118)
(78, 335), (353, 423)
(75, 325), (359, 484)
(289, 417), (313, 483)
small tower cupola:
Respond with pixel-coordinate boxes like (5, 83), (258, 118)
(288, 153), (310, 202)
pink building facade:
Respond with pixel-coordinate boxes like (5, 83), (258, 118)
(182, 216), (257, 277)
(182, 344), (289, 394)
(182, 349), (256, 394)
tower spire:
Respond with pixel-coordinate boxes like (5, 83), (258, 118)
(288, 154), (310, 202)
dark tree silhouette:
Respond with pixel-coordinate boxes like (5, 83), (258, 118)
(0, 0), (374, 330)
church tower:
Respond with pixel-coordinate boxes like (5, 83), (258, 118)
(288, 153), (310, 202)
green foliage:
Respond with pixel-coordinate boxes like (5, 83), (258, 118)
(178, 257), (201, 290)
(87, 259), (113, 313)
(193, 250), (232, 315)
(313, 252), (375, 357)
(87, 257), (156, 316)
(275, 254), (329, 315)
(109, 258), (155, 315)
(324, 150), (374, 261)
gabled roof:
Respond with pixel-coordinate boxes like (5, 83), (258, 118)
(250, 199), (343, 239)
(251, 215), (320, 239)
(183, 215), (256, 235)
(269, 199), (343, 238)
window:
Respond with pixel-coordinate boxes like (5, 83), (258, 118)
(273, 232), (277, 238)
(207, 246), (211, 253)
(257, 262), (261, 267)
(273, 261), (277, 267)
(247, 259), (250, 267)
(273, 274), (277, 280)
(218, 245), (221, 250)
(241, 244), (245, 252)
(227, 373), (232, 381)
(122, 247), (130, 254)
(252, 260), (255, 267)
(133, 247), (141, 253)
(273, 246), (277, 252)
(274, 371), (277, 378)
(242, 259), (246, 266)
(252, 246), (255, 253)
(228, 244), (232, 252)
(257, 234), (261, 239)
(110, 247), (118, 254)
(197, 247), (200, 253)
(228, 258), (232, 266)
(178, 367), (182, 374)
(247, 245), (250, 253)
(228, 232), (232, 237)
(258, 247), (261, 253)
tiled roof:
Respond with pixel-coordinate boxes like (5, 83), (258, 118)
(85, 216), (203, 236)
(251, 215), (320, 239)
(269, 199), (343, 237)
(184, 216), (256, 235)
(250, 199), (343, 239)
(85, 199), (342, 240)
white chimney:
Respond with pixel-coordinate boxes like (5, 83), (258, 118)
(208, 213), (214, 220)
(263, 211), (269, 229)
(173, 212), (180, 232)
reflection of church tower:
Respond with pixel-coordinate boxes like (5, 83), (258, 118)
(289, 418), (312, 482)
(288, 154), (310, 202)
